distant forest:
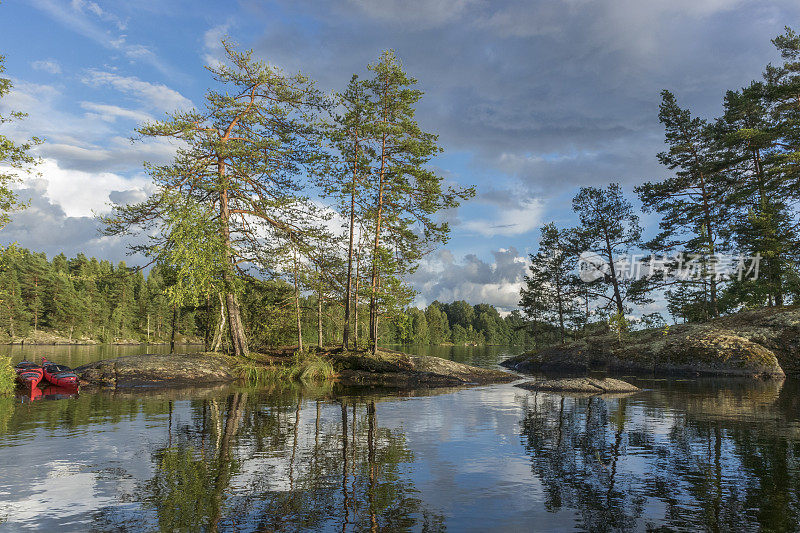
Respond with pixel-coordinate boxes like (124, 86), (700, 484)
(0, 247), (538, 347)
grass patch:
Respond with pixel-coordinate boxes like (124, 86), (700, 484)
(235, 349), (336, 385)
(0, 357), (15, 397)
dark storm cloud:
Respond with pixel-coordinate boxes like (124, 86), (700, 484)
(246, 0), (799, 196)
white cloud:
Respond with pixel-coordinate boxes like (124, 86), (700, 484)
(410, 248), (529, 312)
(79, 102), (154, 123)
(461, 198), (543, 237)
(82, 70), (193, 112)
(203, 22), (233, 68)
(30, 0), (172, 76)
(70, 0), (127, 30)
(17, 158), (151, 217)
(30, 59), (62, 75)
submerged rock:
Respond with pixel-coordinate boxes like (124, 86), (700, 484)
(516, 377), (639, 394)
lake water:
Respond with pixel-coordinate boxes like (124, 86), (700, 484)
(1, 344), (799, 531)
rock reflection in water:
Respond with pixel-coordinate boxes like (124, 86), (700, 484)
(518, 379), (800, 531)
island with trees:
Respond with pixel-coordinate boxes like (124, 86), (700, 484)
(3, 27), (800, 392)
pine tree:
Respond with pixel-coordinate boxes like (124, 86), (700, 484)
(573, 184), (650, 315)
(101, 42), (328, 358)
(519, 223), (583, 344)
(362, 50), (474, 354)
(323, 75), (373, 349)
(716, 82), (795, 307)
(636, 91), (728, 317)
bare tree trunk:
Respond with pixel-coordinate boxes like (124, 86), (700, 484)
(317, 289), (323, 348)
(170, 303), (177, 354)
(343, 135), (360, 350)
(218, 158), (249, 358)
(369, 132), (387, 355)
(211, 292), (226, 353)
(354, 246), (360, 349)
(294, 247), (303, 351)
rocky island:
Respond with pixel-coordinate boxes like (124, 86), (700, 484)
(502, 307), (800, 378)
(75, 348), (517, 390)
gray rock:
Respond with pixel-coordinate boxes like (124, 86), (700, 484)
(516, 377), (640, 394)
(76, 353), (237, 389)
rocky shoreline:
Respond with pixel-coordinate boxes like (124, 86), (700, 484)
(502, 307), (800, 379)
(75, 349), (517, 390)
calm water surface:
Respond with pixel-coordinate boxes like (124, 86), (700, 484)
(1, 345), (799, 531)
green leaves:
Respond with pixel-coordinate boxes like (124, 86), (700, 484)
(0, 54), (40, 229)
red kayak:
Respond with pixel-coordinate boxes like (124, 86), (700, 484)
(14, 361), (43, 388)
(41, 358), (79, 388)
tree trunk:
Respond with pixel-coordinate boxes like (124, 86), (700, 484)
(603, 228), (625, 315)
(170, 303), (177, 354)
(556, 280), (565, 345)
(218, 158), (249, 358)
(211, 292), (226, 353)
(343, 134), (360, 350)
(354, 248), (360, 349)
(369, 132), (388, 355)
(294, 247), (303, 351)
(317, 290), (323, 348)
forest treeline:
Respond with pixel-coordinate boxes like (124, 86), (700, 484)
(519, 28), (800, 345)
(0, 246), (537, 346)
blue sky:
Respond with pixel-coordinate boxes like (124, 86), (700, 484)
(0, 0), (798, 313)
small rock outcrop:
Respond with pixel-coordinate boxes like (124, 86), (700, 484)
(516, 377), (639, 394)
(76, 353), (237, 389)
(332, 349), (517, 387)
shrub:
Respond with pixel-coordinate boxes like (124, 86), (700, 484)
(0, 356), (16, 396)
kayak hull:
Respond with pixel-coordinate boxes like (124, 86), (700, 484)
(14, 362), (44, 388)
(41, 359), (79, 388)
(17, 370), (43, 388)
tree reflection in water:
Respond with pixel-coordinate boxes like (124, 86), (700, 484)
(518, 380), (800, 532)
(132, 388), (445, 532)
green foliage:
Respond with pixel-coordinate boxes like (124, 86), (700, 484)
(0, 246), (206, 342)
(0, 356), (14, 396)
(156, 193), (228, 308)
(520, 223), (585, 344)
(0, 52), (40, 229)
(574, 184), (651, 315)
(608, 312), (630, 344)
